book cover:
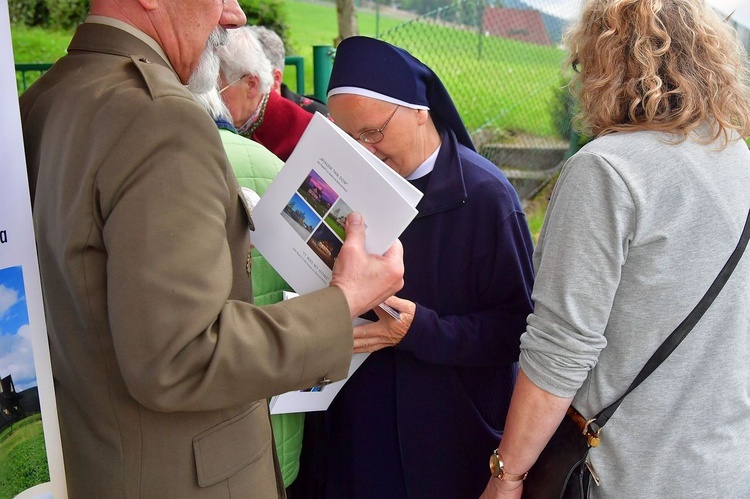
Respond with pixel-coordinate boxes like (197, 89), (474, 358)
(251, 112), (422, 295)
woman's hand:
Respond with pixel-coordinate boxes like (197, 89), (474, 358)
(353, 295), (415, 353)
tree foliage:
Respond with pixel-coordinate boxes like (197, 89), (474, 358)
(8, 0), (289, 43)
(239, 0), (290, 45)
(8, 0), (49, 28)
(45, 0), (90, 30)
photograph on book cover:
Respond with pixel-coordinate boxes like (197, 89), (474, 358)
(252, 112), (423, 296)
(0, 266), (49, 496)
(1, 3), (67, 496)
(281, 170), (359, 271)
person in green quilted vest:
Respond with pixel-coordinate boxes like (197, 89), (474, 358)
(194, 87), (305, 492)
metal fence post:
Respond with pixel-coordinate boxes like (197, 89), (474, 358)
(376, 0), (380, 38)
(284, 55), (305, 95)
(14, 63), (53, 92)
(312, 45), (335, 104)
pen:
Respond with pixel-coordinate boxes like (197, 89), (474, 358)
(378, 302), (402, 322)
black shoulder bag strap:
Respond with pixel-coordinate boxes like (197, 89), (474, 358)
(590, 208), (750, 432)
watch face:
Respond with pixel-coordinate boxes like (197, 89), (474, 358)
(489, 452), (501, 477)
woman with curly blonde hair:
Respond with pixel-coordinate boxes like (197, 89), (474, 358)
(570, 0), (750, 142)
(481, 0), (750, 498)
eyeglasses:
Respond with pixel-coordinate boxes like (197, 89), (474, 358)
(219, 74), (248, 94)
(358, 105), (400, 144)
(571, 57), (580, 73)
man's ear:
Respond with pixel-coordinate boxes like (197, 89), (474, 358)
(272, 68), (283, 93)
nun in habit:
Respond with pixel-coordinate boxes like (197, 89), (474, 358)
(294, 37), (535, 499)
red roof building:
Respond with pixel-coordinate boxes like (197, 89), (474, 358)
(482, 7), (551, 46)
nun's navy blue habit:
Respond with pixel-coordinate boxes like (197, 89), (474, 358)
(318, 127), (535, 498)
(290, 36), (535, 498)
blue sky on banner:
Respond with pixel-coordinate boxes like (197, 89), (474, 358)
(521, 0), (750, 27)
(0, 265), (35, 391)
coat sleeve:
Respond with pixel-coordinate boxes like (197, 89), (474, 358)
(96, 94), (353, 412)
(520, 152), (633, 397)
(396, 190), (535, 368)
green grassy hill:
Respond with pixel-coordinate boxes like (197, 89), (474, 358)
(281, 1), (416, 97)
(11, 2), (565, 138)
(283, 1), (567, 136)
(10, 1), (409, 98)
(378, 22), (566, 134)
(0, 415), (50, 499)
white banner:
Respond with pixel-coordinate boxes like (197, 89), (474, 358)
(0, 1), (67, 497)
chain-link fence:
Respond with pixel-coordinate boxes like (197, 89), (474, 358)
(378, 0), (577, 199)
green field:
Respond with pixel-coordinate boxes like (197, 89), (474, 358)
(11, 1), (566, 139)
(376, 20), (567, 135)
(0, 414), (50, 499)
(325, 213), (346, 240)
(283, 1), (408, 95)
(284, 1), (568, 136)
(9, 24), (70, 64)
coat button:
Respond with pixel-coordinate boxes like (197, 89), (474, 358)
(138, 57), (151, 63)
(246, 251), (253, 275)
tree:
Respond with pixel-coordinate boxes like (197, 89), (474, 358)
(335, 0), (358, 45)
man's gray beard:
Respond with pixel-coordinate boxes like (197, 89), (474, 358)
(187, 28), (228, 94)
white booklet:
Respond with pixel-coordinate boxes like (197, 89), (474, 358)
(269, 293), (370, 415)
(253, 113), (422, 413)
(269, 349), (370, 414)
(251, 112), (422, 295)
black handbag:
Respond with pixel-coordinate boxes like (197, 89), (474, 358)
(522, 208), (750, 499)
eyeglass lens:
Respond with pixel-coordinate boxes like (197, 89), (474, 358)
(359, 105), (400, 144)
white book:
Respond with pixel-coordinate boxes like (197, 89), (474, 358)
(252, 113), (423, 413)
(251, 112), (422, 295)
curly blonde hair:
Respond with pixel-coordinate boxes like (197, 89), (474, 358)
(565, 0), (750, 144)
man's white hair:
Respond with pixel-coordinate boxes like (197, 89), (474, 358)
(217, 26), (274, 94)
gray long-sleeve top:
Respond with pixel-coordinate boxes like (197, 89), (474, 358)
(520, 127), (750, 498)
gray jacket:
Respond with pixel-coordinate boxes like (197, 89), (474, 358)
(521, 128), (750, 498)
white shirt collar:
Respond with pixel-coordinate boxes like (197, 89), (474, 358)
(406, 144), (440, 180)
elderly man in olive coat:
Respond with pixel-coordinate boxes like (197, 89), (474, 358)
(19, 1), (403, 497)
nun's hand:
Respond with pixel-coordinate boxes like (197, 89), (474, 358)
(353, 296), (415, 354)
